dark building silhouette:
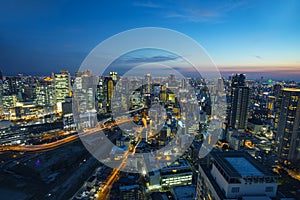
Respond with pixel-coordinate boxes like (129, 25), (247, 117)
(229, 74), (250, 131)
(275, 88), (300, 163)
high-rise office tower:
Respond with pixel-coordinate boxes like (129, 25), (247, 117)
(217, 78), (224, 93)
(62, 97), (76, 130)
(144, 73), (152, 94)
(168, 74), (175, 87)
(231, 73), (245, 87)
(0, 71), (3, 116)
(99, 76), (114, 113)
(21, 83), (35, 102)
(110, 71), (118, 83)
(275, 88), (300, 163)
(273, 84), (284, 127)
(2, 95), (17, 110)
(96, 77), (104, 112)
(0, 81), (3, 116)
(160, 85), (167, 101)
(5, 76), (22, 95)
(53, 71), (71, 103)
(181, 78), (186, 90)
(35, 80), (55, 107)
(273, 84), (283, 99)
(73, 70), (97, 113)
(229, 74), (250, 131)
(107, 78), (114, 112)
(72, 70), (98, 130)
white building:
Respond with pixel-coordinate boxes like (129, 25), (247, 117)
(72, 71), (98, 130)
(197, 151), (278, 200)
(160, 159), (193, 187)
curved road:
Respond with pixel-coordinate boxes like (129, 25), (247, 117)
(0, 118), (131, 152)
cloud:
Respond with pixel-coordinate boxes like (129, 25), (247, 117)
(105, 54), (186, 76)
(220, 0), (249, 12)
(163, 0), (250, 23)
(164, 5), (221, 23)
(190, 9), (219, 17)
(219, 65), (300, 73)
(165, 10), (221, 23)
(133, 1), (162, 8)
(253, 55), (262, 60)
(117, 55), (180, 64)
(132, 0), (250, 23)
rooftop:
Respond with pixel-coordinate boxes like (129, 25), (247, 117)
(160, 159), (192, 172)
(225, 157), (264, 177)
(172, 185), (196, 200)
(211, 151), (276, 178)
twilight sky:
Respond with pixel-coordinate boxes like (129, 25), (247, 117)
(0, 0), (299, 80)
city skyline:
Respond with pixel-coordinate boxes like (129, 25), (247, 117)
(1, 70), (300, 199)
(1, 1), (300, 199)
(0, 0), (300, 80)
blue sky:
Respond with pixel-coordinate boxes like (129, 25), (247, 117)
(0, 0), (299, 79)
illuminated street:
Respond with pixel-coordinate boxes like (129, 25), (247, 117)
(1, 4), (300, 198)
(95, 128), (142, 200)
(0, 118), (131, 152)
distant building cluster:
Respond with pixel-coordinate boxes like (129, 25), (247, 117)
(1, 69), (300, 199)
(222, 74), (300, 167)
(0, 70), (71, 121)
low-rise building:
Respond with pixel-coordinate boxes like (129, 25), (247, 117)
(171, 185), (196, 200)
(160, 159), (193, 187)
(196, 151), (278, 200)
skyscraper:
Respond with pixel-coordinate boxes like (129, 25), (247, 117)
(73, 70), (97, 112)
(5, 76), (22, 95)
(2, 95), (17, 110)
(53, 71), (71, 104)
(35, 79), (55, 107)
(110, 71), (118, 83)
(96, 77), (104, 112)
(72, 70), (98, 130)
(168, 74), (175, 87)
(98, 76), (114, 113)
(229, 74), (250, 131)
(107, 78), (114, 113)
(275, 88), (300, 163)
(217, 78), (224, 93)
(231, 73), (245, 87)
(0, 81), (3, 116)
(144, 73), (152, 94)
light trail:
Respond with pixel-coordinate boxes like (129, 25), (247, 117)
(0, 119), (131, 152)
